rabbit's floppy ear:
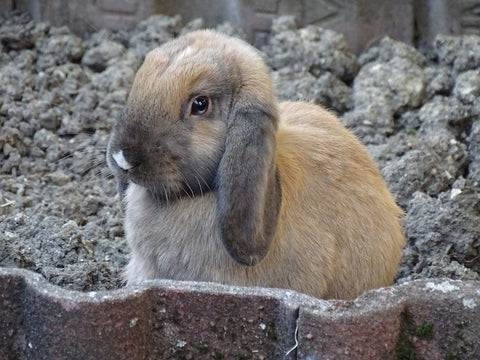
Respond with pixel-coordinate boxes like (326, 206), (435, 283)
(216, 100), (282, 266)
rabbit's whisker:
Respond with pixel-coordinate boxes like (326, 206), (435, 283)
(192, 168), (212, 191)
(55, 153), (75, 163)
(180, 175), (195, 199)
(162, 184), (170, 208)
(194, 176), (203, 197)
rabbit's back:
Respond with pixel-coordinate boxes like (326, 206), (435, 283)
(274, 101), (405, 299)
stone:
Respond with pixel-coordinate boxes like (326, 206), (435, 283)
(81, 40), (126, 72)
(271, 69), (353, 114)
(433, 34), (480, 73)
(453, 69), (480, 104)
(467, 119), (480, 186)
(49, 170), (71, 186)
(353, 52), (426, 115)
(1, 268), (479, 359)
(401, 190), (480, 281)
(263, 20), (359, 82)
(424, 65), (454, 98)
(127, 14), (181, 58)
(358, 36), (427, 68)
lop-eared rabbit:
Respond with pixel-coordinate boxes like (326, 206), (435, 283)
(107, 30), (405, 299)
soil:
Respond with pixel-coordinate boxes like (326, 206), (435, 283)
(1, 12), (479, 292)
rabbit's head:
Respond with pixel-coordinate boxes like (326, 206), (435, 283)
(107, 30), (282, 266)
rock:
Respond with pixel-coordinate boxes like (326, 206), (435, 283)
(315, 72), (353, 113)
(0, 12), (38, 50)
(341, 102), (394, 144)
(90, 62), (136, 93)
(424, 66), (454, 98)
(263, 17), (358, 82)
(353, 57), (426, 115)
(39, 107), (62, 131)
(343, 36), (428, 144)
(127, 14), (182, 58)
(453, 69), (480, 104)
(272, 68), (318, 102)
(354, 36), (427, 114)
(37, 30), (85, 70)
(467, 119), (480, 186)
(381, 144), (460, 209)
(0, 63), (35, 101)
(418, 96), (474, 133)
(433, 34), (480, 73)
(358, 36), (427, 67)
(271, 68), (352, 113)
(81, 40), (126, 72)
(2, 150), (21, 174)
(400, 190), (480, 281)
(49, 170), (71, 186)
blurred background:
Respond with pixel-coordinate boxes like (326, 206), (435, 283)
(2, 0), (480, 54)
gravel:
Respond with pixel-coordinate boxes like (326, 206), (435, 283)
(1, 12), (479, 292)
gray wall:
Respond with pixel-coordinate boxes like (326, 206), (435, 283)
(3, 0), (480, 53)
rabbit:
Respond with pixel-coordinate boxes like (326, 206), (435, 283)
(106, 30), (405, 300)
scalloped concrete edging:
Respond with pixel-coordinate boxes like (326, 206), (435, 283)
(1, 268), (479, 360)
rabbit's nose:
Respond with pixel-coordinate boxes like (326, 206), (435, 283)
(112, 149), (144, 171)
(112, 150), (133, 171)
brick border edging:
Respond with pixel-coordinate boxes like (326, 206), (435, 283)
(1, 268), (479, 359)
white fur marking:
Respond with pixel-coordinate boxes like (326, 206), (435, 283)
(176, 46), (195, 61)
(112, 150), (133, 170)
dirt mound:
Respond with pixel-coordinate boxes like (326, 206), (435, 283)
(1, 13), (479, 291)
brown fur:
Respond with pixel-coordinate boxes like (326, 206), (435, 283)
(107, 30), (405, 299)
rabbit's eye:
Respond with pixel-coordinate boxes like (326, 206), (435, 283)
(191, 96), (209, 116)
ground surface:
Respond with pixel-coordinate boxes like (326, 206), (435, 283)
(0, 13), (479, 292)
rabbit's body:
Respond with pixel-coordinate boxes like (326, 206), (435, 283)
(108, 30), (405, 299)
(122, 101), (403, 299)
